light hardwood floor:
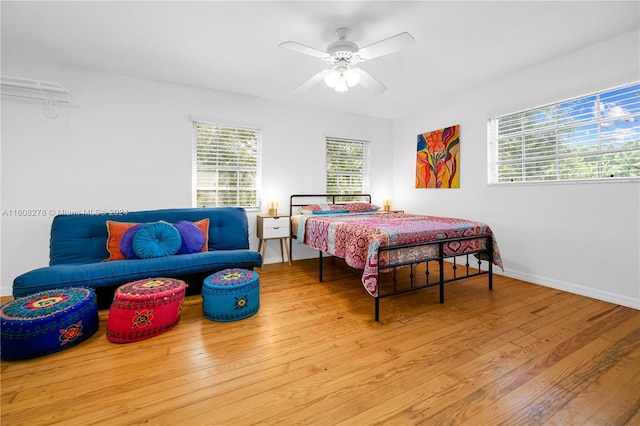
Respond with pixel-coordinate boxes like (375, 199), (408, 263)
(2, 258), (639, 425)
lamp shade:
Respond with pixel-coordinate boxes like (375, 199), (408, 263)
(324, 63), (360, 92)
(267, 200), (278, 216)
(324, 70), (340, 88)
(345, 69), (360, 87)
(335, 78), (349, 92)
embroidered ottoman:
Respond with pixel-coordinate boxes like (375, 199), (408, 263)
(106, 277), (187, 343)
(203, 268), (260, 322)
(1, 287), (99, 361)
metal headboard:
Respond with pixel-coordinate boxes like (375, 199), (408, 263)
(288, 194), (372, 259)
(288, 193), (372, 218)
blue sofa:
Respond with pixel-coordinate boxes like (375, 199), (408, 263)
(13, 207), (262, 301)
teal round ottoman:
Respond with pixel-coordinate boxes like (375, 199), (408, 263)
(1, 287), (99, 360)
(203, 268), (260, 322)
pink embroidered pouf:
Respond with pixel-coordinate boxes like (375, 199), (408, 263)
(106, 278), (187, 343)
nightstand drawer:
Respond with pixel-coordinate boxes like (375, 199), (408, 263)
(257, 216), (290, 239)
(262, 225), (289, 239)
(261, 216), (288, 229)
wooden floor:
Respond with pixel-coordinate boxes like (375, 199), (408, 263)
(1, 259), (639, 425)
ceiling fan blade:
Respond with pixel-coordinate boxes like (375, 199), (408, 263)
(279, 41), (329, 59)
(358, 32), (415, 61)
(354, 68), (387, 95)
(292, 69), (331, 94)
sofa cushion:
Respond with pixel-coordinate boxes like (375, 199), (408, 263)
(106, 221), (139, 261)
(174, 221), (206, 254)
(13, 250), (263, 298)
(192, 219), (210, 253)
(117, 219), (209, 259)
(132, 222), (182, 259)
(120, 223), (145, 259)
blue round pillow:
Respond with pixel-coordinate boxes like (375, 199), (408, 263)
(132, 222), (182, 259)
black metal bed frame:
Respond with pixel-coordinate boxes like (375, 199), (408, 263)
(289, 194), (494, 321)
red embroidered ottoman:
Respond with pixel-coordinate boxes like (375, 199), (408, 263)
(1, 287), (99, 360)
(106, 278), (187, 343)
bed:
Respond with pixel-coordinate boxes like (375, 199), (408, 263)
(289, 194), (504, 321)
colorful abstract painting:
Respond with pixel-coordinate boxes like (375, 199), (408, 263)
(416, 124), (460, 188)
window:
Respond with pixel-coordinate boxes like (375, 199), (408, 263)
(193, 122), (261, 209)
(326, 137), (370, 195)
(489, 82), (639, 184)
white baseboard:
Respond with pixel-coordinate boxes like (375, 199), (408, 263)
(500, 269), (640, 310)
(282, 252), (640, 311)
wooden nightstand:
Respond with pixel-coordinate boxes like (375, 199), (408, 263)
(257, 214), (291, 266)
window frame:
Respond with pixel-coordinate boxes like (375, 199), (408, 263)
(488, 81), (639, 186)
(192, 121), (262, 210)
(325, 136), (371, 197)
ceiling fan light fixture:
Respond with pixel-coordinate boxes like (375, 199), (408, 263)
(324, 63), (360, 92)
(324, 69), (340, 88)
(334, 78), (349, 92)
(282, 27), (413, 95)
(345, 68), (360, 87)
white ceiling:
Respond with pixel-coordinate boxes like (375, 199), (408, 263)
(2, 1), (639, 119)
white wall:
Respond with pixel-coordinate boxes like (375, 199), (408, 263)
(2, 29), (639, 309)
(0, 56), (394, 296)
(392, 30), (640, 309)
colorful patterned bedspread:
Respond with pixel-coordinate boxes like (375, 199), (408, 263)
(296, 212), (503, 297)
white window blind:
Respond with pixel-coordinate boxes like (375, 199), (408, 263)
(326, 137), (370, 195)
(193, 122), (261, 208)
(489, 82), (639, 184)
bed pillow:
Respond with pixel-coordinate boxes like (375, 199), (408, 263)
(344, 202), (380, 213)
(174, 220), (206, 254)
(105, 221), (139, 261)
(132, 221), (182, 259)
(299, 204), (323, 214)
(299, 204), (351, 214)
(312, 209), (349, 215)
(328, 204), (349, 210)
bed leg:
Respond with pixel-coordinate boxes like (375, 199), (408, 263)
(439, 250), (445, 304)
(488, 237), (494, 291)
(289, 235), (293, 264)
(375, 297), (380, 322)
(318, 250), (323, 282)
(489, 258), (493, 290)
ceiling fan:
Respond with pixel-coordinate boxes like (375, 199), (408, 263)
(280, 28), (415, 95)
